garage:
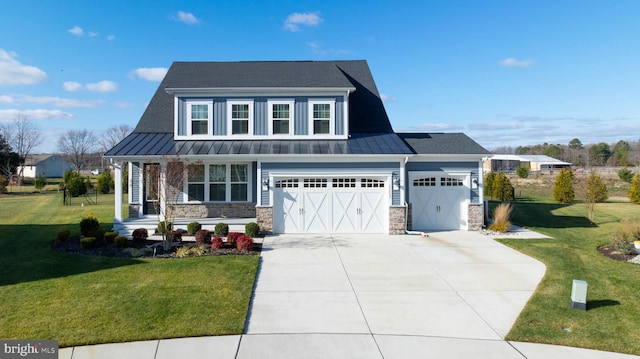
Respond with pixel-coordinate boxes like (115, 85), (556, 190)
(273, 177), (388, 233)
(409, 172), (469, 231)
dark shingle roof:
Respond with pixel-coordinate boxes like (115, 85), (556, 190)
(105, 132), (412, 157)
(134, 60), (393, 134)
(398, 133), (490, 155)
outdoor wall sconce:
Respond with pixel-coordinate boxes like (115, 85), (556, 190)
(392, 176), (400, 191)
(262, 179), (269, 191)
(472, 178), (479, 189)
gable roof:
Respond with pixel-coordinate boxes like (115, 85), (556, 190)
(134, 60), (393, 134)
(23, 154), (57, 165)
(489, 154), (571, 165)
(398, 133), (490, 155)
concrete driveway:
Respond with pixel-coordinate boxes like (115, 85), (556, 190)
(240, 231), (546, 358)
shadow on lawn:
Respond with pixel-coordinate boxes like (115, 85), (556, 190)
(508, 201), (598, 229)
(588, 299), (621, 311)
(0, 224), (145, 287)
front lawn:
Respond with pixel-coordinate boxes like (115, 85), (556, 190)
(497, 198), (640, 355)
(0, 192), (259, 347)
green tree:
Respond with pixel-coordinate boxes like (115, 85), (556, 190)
(492, 172), (514, 202)
(484, 172), (497, 199)
(568, 138), (583, 150)
(588, 142), (611, 166)
(629, 173), (640, 204)
(97, 170), (114, 194)
(585, 172), (608, 222)
(515, 166), (530, 178)
(618, 167), (634, 183)
(543, 144), (563, 159)
(613, 140), (631, 166)
(34, 173), (47, 192)
(553, 168), (574, 203)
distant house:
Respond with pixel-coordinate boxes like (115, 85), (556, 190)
(484, 154), (572, 173)
(18, 155), (74, 178)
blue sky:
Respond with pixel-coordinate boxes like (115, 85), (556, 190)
(1, 0), (639, 153)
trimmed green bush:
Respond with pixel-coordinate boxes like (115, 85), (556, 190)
(215, 222), (229, 236)
(86, 228), (104, 242)
(157, 221), (172, 234)
(56, 229), (71, 242)
(553, 168), (575, 203)
(245, 222), (260, 238)
(97, 170), (114, 194)
(492, 173), (514, 202)
(187, 221), (202, 235)
(80, 237), (97, 249)
(619, 167), (634, 183)
(629, 173), (640, 204)
(515, 166), (529, 179)
(79, 214), (100, 236)
(114, 235), (127, 248)
(35, 173), (47, 191)
(484, 172), (497, 199)
(104, 231), (118, 243)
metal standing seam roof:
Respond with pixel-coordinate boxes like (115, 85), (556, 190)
(104, 132), (413, 157)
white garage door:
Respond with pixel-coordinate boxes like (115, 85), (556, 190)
(273, 177), (388, 234)
(410, 174), (469, 231)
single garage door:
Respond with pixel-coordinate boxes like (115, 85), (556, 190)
(273, 177), (388, 233)
(410, 174), (468, 231)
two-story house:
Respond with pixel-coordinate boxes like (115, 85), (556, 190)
(105, 60), (489, 235)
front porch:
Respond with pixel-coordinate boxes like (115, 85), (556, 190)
(113, 215), (256, 238)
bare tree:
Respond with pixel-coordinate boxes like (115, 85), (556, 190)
(57, 130), (96, 172)
(99, 125), (133, 152)
(1, 116), (42, 184)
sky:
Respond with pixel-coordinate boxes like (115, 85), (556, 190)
(1, 0), (639, 153)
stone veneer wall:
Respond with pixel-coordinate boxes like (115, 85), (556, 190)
(389, 206), (406, 235)
(171, 203), (256, 218)
(405, 203), (413, 231)
(256, 207), (273, 233)
(468, 203), (484, 231)
(129, 204), (140, 219)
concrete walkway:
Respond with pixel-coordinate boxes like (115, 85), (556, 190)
(60, 231), (640, 358)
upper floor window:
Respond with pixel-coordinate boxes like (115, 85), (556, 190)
(309, 100), (335, 135)
(188, 101), (212, 135)
(227, 100), (253, 135)
(268, 100), (294, 135)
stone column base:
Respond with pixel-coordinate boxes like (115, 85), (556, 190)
(256, 206), (273, 233)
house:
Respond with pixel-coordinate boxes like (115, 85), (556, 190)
(105, 60), (490, 234)
(484, 154), (571, 174)
(17, 154), (74, 178)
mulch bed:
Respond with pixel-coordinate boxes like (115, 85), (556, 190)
(597, 243), (638, 262)
(52, 236), (262, 258)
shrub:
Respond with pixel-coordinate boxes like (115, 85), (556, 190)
(132, 228), (148, 245)
(215, 222), (229, 236)
(211, 235), (224, 250)
(114, 235), (127, 248)
(619, 167), (634, 183)
(629, 173), (640, 204)
(64, 170), (88, 197)
(236, 235), (254, 251)
(245, 222), (260, 237)
(97, 170), (114, 194)
(226, 232), (241, 245)
(79, 213), (100, 236)
(0, 176), (6, 194)
(86, 228), (105, 242)
(553, 168), (574, 203)
(489, 202), (513, 233)
(104, 231), (118, 243)
(56, 229), (71, 242)
(35, 173), (47, 191)
(195, 229), (211, 245)
(80, 237), (97, 249)
(492, 173), (514, 202)
(175, 245), (207, 258)
(484, 172), (496, 199)
(187, 221), (202, 235)
(515, 166), (529, 179)
(171, 230), (183, 242)
(157, 221), (172, 234)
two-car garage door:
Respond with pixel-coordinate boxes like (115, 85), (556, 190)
(273, 177), (388, 233)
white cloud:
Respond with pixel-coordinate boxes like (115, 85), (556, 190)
(380, 94), (397, 103)
(116, 102), (135, 109)
(86, 80), (117, 92)
(0, 109), (73, 121)
(174, 11), (200, 25)
(402, 123), (465, 132)
(2, 94), (104, 108)
(305, 41), (350, 56)
(88, 31), (99, 37)
(63, 81), (83, 92)
(0, 95), (15, 104)
(130, 67), (168, 81)
(284, 12), (322, 32)
(499, 58), (533, 68)
(107, 35), (115, 41)
(0, 49), (48, 85)
(68, 26), (84, 36)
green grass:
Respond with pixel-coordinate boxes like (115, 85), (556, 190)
(495, 197), (640, 355)
(0, 192), (259, 347)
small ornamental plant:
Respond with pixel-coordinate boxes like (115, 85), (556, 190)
(56, 229), (71, 242)
(80, 213), (100, 236)
(489, 203), (513, 233)
(132, 228), (148, 245)
(236, 235), (254, 251)
(226, 232), (242, 246)
(114, 236), (127, 248)
(245, 222), (260, 238)
(195, 230), (211, 245)
(104, 232), (119, 243)
(80, 237), (97, 249)
(211, 235), (224, 250)
(187, 221), (202, 235)
(215, 222), (229, 236)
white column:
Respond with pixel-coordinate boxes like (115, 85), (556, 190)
(114, 161), (123, 225)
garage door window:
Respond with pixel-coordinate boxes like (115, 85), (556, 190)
(413, 177), (436, 186)
(304, 178), (327, 188)
(276, 179), (298, 188)
(333, 178), (356, 188)
(441, 177), (463, 186)
(362, 178), (385, 188)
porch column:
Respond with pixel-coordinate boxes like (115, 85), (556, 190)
(114, 161), (123, 225)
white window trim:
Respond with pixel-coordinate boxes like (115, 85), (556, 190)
(267, 99), (294, 136)
(227, 100), (254, 137)
(308, 99), (336, 137)
(186, 100), (213, 137)
(185, 163), (252, 203)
